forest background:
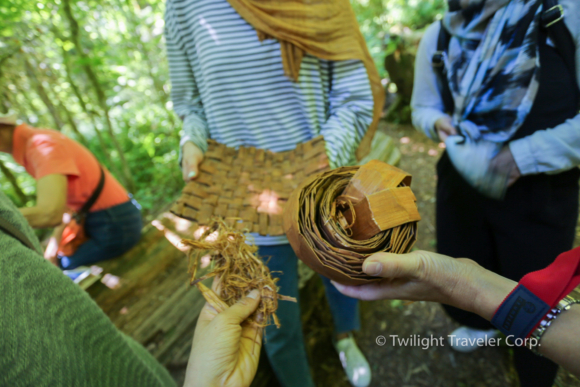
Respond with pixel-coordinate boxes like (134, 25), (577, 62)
(0, 0), (446, 230)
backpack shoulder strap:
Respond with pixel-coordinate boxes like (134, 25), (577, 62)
(541, 0), (578, 92)
(436, 20), (452, 54)
(0, 215), (38, 252)
(76, 166), (105, 221)
(431, 21), (455, 114)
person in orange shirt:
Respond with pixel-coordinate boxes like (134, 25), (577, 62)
(0, 114), (142, 272)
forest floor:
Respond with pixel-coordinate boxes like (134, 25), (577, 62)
(295, 122), (580, 387)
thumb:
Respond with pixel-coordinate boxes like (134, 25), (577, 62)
(448, 125), (458, 136)
(188, 161), (199, 181)
(182, 158), (190, 181)
(438, 131), (449, 142)
(183, 160), (199, 181)
(363, 251), (425, 279)
(219, 289), (261, 325)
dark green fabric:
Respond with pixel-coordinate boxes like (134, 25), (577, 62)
(0, 192), (177, 387)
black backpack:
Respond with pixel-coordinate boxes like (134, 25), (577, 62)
(432, 0), (578, 114)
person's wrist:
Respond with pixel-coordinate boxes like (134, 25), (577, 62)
(470, 267), (517, 321)
(432, 258), (480, 312)
(185, 350), (218, 387)
(434, 116), (450, 131)
(183, 140), (198, 153)
(434, 122), (443, 137)
(183, 141), (203, 162)
(414, 254), (482, 310)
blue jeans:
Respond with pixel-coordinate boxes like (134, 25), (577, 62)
(260, 244), (360, 387)
(59, 200), (143, 270)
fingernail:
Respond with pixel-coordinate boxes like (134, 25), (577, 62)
(255, 312), (265, 324)
(247, 289), (260, 299)
(188, 171), (196, 179)
(364, 262), (381, 275)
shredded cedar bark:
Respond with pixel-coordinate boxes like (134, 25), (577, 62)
(183, 219), (296, 329)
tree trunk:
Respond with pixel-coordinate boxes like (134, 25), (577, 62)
(383, 33), (421, 124)
(22, 56), (66, 130)
(59, 101), (90, 147)
(59, 44), (112, 149)
(59, 45), (92, 115)
(0, 159), (29, 205)
(12, 76), (45, 125)
(0, 52), (16, 114)
(62, 0), (135, 192)
(118, 0), (174, 126)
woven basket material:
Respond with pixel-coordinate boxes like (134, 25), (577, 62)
(283, 161), (421, 286)
(171, 137), (329, 235)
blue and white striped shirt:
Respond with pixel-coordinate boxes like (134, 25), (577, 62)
(165, 0), (374, 245)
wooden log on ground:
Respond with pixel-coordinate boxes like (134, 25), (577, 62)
(86, 213), (208, 366)
(358, 130), (401, 167)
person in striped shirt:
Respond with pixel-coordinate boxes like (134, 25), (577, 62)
(165, 1), (379, 386)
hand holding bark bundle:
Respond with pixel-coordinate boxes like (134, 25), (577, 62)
(183, 219), (296, 329)
(283, 160), (421, 286)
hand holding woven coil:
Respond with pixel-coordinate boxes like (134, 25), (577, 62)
(283, 160), (421, 286)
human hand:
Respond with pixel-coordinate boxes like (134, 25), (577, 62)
(183, 288), (262, 387)
(44, 223), (67, 266)
(44, 238), (59, 266)
(489, 146), (521, 187)
(182, 141), (204, 182)
(332, 250), (516, 321)
(434, 116), (457, 142)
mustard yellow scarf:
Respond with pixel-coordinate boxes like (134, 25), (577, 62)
(226, 0), (384, 160)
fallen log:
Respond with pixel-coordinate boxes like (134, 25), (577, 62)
(85, 213), (208, 366)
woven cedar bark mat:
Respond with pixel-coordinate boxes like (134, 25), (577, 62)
(170, 136), (330, 235)
(283, 160), (421, 286)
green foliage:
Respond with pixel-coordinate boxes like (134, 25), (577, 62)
(0, 154), (35, 206)
(0, 0), (446, 223)
(350, 0), (447, 78)
(1, 0), (182, 219)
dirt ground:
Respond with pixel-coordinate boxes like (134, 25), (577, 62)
(296, 122), (580, 387)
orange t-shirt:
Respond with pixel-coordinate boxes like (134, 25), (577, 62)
(12, 124), (129, 212)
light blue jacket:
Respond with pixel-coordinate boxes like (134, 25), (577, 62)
(411, 0), (580, 175)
